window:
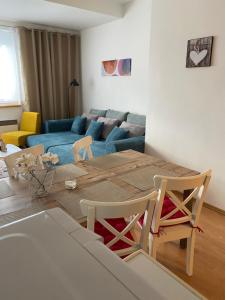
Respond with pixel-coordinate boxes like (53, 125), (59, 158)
(0, 26), (23, 106)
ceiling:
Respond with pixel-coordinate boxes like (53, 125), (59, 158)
(0, 0), (133, 31)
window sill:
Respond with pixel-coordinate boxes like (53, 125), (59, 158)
(0, 104), (22, 108)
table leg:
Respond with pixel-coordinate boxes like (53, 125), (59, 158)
(180, 238), (187, 249)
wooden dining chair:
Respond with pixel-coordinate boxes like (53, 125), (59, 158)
(80, 192), (157, 258)
(4, 144), (44, 178)
(73, 136), (93, 162)
(148, 170), (211, 276)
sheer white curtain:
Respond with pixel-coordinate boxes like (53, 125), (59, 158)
(0, 26), (23, 105)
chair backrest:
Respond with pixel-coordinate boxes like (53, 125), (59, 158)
(4, 144), (44, 177)
(73, 136), (93, 162)
(151, 170), (212, 233)
(20, 112), (41, 133)
(80, 192), (157, 257)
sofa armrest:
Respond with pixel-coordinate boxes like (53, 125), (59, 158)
(44, 118), (74, 133)
(106, 136), (145, 153)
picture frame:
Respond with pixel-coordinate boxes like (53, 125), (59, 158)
(101, 58), (132, 76)
(186, 36), (214, 68)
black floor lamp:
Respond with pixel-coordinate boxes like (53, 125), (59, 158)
(68, 79), (79, 118)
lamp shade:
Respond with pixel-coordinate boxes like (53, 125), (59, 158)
(70, 79), (80, 87)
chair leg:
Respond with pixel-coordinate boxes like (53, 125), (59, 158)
(149, 237), (158, 259)
(186, 231), (196, 276)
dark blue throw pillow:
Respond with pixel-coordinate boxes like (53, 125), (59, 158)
(106, 127), (128, 143)
(85, 120), (104, 140)
(71, 116), (87, 134)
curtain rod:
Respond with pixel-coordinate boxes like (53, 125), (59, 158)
(0, 20), (79, 35)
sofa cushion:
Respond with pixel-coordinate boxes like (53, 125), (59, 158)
(82, 113), (98, 131)
(97, 117), (120, 139)
(71, 116), (87, 134)
(27, 131), (83, 152)
(126, 113), (146, 127)
(85, 120), (104, 140)
(48, 144), (74, 165)
(120, 121), (145, 138)
(106, 127), (128, 143)
(48, 141), (108, 164)
(89, 109), (107, 117)
(91, 141), (109, 157)
(106, 109), (128, 122)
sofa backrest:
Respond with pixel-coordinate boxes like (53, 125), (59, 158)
(89, 109), (107, 117)
(89, 109), (146, 138)
(44, 118), (74, 133)
(126, 113), (146, 127)
(105, 109), (128, 122)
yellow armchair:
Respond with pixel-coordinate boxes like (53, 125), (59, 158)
(2, 112), (41, 147)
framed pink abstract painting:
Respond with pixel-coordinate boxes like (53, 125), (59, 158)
(101, 58), (132, 76)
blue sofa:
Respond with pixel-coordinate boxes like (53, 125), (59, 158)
(27, 109), (145, 165)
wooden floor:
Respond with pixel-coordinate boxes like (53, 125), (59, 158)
(156, 206), (225, 300)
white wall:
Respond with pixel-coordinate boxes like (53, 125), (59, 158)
(81, 0), (225, 210)
(81, 0), (152, 115)
(146, 0), (225, 209)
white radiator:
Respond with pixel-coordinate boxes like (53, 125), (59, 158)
(0, 120), (18, 134)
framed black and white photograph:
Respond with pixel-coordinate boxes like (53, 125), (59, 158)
(186, 36), (213, 68)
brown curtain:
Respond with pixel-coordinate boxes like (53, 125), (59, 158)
(18, 27), (81, 121)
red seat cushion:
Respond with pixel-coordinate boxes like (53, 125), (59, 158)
(162, 196), (186, 219)
(94, 218), (134, 252)
(139, 196), (186, 226)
